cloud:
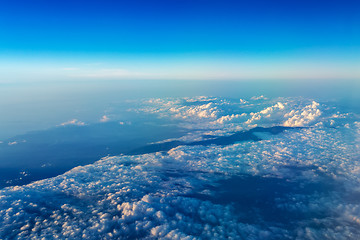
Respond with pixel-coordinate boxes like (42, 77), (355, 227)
(283, 101), (321, 127)
(136, 96), (347, 143)
(216, 113), (247, 124)
(58, 119), (86, 126)
(6, 140), (27, 146)
(1, 96), (359, 239)
(251, 95), (267, 100)
(171, 102), (218, 119)
(1, 121), (359, 239)
(245, 102), (286, 125)
(100, 115), (110, 122)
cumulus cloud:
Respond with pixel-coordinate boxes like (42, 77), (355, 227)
(245, 102), (286, 125)
(1, 121), (360, 239)
(283, 101), (321, 127)
(100, 115), (110, 122)
(251, 95), (267, 100)
(216, 113), (247, 124)
(1, 96), (359, 239)
(58, 119), (86, 126)
(136, 96), (354, 144)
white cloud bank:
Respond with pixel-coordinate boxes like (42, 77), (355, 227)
(1, 96), (359, 239)
(137, 96), (343, 141)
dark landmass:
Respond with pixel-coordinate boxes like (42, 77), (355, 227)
(128, 126), (298, 155)
(0, 125), (299, 189)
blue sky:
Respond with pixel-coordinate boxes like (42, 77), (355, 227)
(0, 0), (359, 81)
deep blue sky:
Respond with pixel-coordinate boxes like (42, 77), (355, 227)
(0, 0), (359, 81)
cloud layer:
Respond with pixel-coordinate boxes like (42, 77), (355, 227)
(1, 96), (359, 239)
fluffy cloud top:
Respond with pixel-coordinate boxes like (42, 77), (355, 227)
(137, 96), (346, 142)
(283, 101), (321, 127)
(1, 96), (359, 239)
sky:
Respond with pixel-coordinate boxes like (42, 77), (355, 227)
(0, 0), (359, 82)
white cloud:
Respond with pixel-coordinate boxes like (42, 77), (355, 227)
(283, 101), (321, 127)
(100, 115), (110, 122)
(251, 95), (267, 100)
(216, 113), (247, 124)
(1, 122), (360, 239)
(58, 119), (86, 126)
(1, 96), (359, 239)
(136, 96), (348, 143)
(245, 102), (286, 125)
